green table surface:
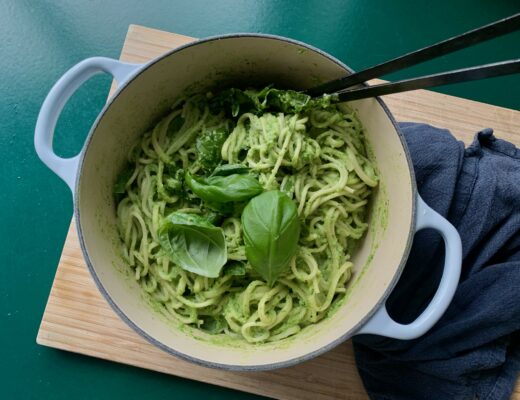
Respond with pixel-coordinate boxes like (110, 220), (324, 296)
(2, 1), (519, 399)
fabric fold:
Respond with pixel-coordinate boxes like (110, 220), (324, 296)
(353, 123), (520, 400)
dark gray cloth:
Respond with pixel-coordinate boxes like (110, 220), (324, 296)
(353, 123), (520, 400)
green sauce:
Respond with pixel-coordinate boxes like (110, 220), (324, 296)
(109, 87), (383, 346)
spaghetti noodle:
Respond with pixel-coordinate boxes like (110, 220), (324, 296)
(115, 88), (378, 343)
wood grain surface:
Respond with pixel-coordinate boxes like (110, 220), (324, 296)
(37, 24), (520, 400)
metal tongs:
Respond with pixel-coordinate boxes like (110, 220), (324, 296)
(305, 13), (520, 102)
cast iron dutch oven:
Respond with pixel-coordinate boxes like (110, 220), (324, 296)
(35, 34), (462, 370)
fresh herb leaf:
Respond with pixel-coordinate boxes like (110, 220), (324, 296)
(211, 163), (250, 177)
(196, 128), (228, 173)
(113, 165), (134, 194)
(204, 201), (246, 217)
(205, 200), (234, 215)
(209, 86), (339, 117)
(185, 172), (263, 204)
(260, 87), (338, 114)
(242, 191), (300, 285)
(263, 88), (311, 113)
(158, 212), (227, 278)
(209, 88), (255, 117)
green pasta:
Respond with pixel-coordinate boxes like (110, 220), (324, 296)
(115, 87), (378, 343)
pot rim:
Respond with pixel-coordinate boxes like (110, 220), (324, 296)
(74, 32), (417, 371)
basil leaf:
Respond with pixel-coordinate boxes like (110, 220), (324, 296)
(242, 191), (300, 285)
(209, 88), (255, 117)
(196, 128), (228, 173)
(158, 212), (227, 278)
(263, 88), (311, 114)
(204, 201), (246, 218)
(209, 86), (339, 117)
(211, 163), (250, 177)
(205, 200), (234, 215)
(185, 172), (263, 204)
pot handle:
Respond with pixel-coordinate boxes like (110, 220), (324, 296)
(34, 57), (142, 192)
(356, 194), (462, 339)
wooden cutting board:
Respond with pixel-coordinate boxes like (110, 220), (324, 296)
(37, 25), (520, 400)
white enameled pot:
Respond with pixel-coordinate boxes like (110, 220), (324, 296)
(35, 34), (462, 370)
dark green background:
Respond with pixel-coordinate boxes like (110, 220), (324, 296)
(2, 1), (519, 399)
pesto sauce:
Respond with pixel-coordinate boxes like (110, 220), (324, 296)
(106, 87), (389, 348)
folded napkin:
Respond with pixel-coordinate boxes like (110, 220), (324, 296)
(353, 123), (520, 400)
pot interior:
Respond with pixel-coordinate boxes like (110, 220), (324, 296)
(76, 35), (415, 369)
